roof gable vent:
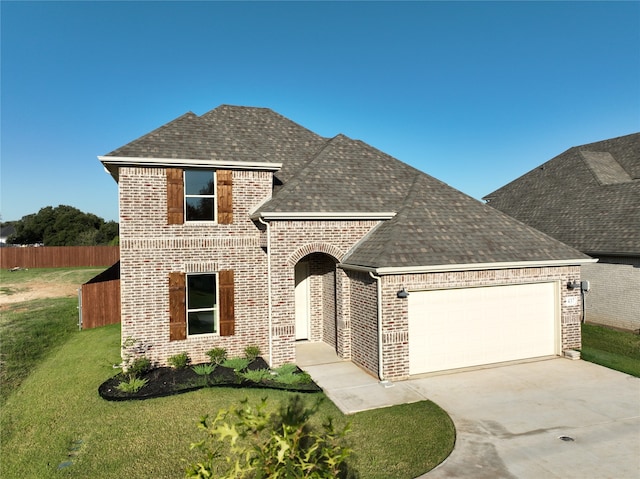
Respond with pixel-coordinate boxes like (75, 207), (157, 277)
(581, 151), (633, 185)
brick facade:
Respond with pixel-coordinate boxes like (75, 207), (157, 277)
(119, 167), (273, 365)
(118, 165), (584, 380)
(347, 271), (379, 376)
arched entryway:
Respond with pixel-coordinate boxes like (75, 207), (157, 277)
(294, 253), (339, 348)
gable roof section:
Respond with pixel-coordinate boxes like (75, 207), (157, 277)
(484, 133), (640, 256)
(254, 134), (420, 214)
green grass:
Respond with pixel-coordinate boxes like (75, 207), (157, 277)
(0, 266), (104, 289)
(0, 290), (454, 478)
(0, 298), (80, 404)
(1, 324), (454, 478)
(581, 323), (640, 377)
(0, 267), (106, 404)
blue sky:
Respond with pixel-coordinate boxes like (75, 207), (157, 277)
(2, 1), (639, 223)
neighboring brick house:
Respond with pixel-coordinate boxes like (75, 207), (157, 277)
(100, 105), (594, 381)
(485, 133), (639, 333)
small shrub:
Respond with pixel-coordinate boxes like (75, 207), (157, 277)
(273, 363), (298, 375)
(116, 376), (149, 393)
(192, 364), (214, 376)
(168, 352), (190, 369)
(240, 368), (271, 383)
(271, 363), (312, 385)
(222, 357), (250, 372)
(206, 347), (227, 366)
(244, 344), (261, 361)
(274, 370), (312, 386)
(127, 356), (151, 377)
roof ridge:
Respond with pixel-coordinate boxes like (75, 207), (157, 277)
(264, 135), (341, 201)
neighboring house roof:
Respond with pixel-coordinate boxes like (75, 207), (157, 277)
(103, 105), (591, 270)
(0, 224), (16, 242)
(484, 133), (640, 257)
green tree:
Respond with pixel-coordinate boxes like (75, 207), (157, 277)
(96, 221), (119, 245)
(8, 205), (118, 246)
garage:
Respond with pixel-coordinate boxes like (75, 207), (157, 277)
(408, 282), (559, 375)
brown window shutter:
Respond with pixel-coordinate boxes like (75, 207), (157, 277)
(218, 269), (235, 336)
(169, 272), (186, 341)
(167, 168), (184, 224)
(217, 170), (233, 224)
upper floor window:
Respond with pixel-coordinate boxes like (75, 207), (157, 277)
(184, 170), (216, 222)
(167, 168), (232, 225)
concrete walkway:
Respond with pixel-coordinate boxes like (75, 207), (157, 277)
(296, 342), (640, 479)
(296, 342), (429, 413)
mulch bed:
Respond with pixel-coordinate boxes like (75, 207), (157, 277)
(99, 357), (322, 401)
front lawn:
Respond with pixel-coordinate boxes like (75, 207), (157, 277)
(581, 323), (640, 377)
(0, 297), (79, 404)
(1, 323), (454, 478)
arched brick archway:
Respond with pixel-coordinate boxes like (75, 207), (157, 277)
(289, 244), (352, 356)
(288, 242), (345, 267)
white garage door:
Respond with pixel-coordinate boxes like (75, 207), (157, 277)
(408, 282), (558, 375)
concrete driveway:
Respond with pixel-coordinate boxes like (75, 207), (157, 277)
(297, 344), (640, 478)
(410, 359), (640, 479)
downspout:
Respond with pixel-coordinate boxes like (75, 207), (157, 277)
(258, 217), (273, 366)
(369, 271), (385, 382)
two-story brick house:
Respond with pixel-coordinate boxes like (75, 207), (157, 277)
(100, 105), (594, 381)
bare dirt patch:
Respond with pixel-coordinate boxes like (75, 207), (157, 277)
(0, 282), (79, 309)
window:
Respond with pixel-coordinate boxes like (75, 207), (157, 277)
(184, 170), (216, 221)
(169, 270), (234, 341)
(187, 273), (218, 335)
(167, 169), (232, 225)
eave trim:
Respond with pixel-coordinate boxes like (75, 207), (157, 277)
(339, 258), (598, 275)
(251, 211), (396, 221)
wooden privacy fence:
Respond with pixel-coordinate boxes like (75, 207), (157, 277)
(79, 261), (121, 329)
(1, 246), (119, 269)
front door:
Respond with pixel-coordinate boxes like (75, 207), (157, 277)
(295, 262), (310, 340)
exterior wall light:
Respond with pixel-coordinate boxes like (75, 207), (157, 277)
(567, 281), (580, 290)
(397, 287), (409, 299)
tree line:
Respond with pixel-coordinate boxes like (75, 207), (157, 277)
(2, 205), (118, 246)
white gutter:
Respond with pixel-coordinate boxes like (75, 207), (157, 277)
(252, 211), (396, 221)
(341, 258), (598, 275)
(257, 217), (274, 367)
(369, 271), (385, 382)
(99, 156), (283, 171)
(99, 156), (283, 181)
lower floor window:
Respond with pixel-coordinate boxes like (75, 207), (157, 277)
(187, 273), (218, 335)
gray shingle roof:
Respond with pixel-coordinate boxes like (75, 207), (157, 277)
(255, 134), (419, 213)
(343, 175), (586, 268)
(105, 105), (591, 268)
(484, 133), (640, 256)
(107, 105), (326, 186)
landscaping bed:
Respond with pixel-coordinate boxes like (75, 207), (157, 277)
(99, 358), (322, 400)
